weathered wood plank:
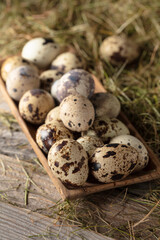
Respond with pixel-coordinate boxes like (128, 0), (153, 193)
(0, 201), (113, 240)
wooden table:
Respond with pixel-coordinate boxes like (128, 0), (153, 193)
(0, 91), (160, 240)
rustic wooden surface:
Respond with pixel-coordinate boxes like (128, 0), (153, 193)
(1, 202), (112, 240)
(0, 91), (160, 240)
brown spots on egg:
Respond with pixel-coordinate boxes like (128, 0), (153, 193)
(19, 89), (55, 125)
(110, 51), (127, 63)
(56, 140), (69, 151)
(60, 94), (95, 132)
(127, 161), (137, 171)
(61, 152), (70, 160)
(90, 144), (138, 183)
(13, 88), (17, 92)
(43, 38), (54, 45)
(21, 37), (60, 69)
(61, 162), (74, 176)
(28, 104), (33, 113)
(103, 151), (116, 158)
(6, 65), (40, 101)
(99, 35), (140, 66)
(40, 70), (64, 92)
(54, 161), (59, 167)
(72, 156), (85, 174)
(48, 139), (89, 186)
(106, 143), (119, 148)
(20, 67), (31, 77)
(52, 69), (95, 102)
(88, 119), (92, 126)
(88, 116), (129, 142)
(51, 52), (83, 74)
(110, 135), (149, 172)
(30, 89), (45, 97)
(111, 173), (124, 181)
(36, 124), (73, 154)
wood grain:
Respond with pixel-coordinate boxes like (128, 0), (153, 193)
(0, 201), (114, 240)
(0, 59), (160, 201)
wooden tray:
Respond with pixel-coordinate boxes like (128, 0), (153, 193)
(0, 60), (160, 200)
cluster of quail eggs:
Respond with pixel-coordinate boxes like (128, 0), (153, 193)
(1, 35), (148, 188)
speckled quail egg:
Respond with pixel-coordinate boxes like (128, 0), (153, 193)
(110, 135), (149, 172)
(77, 136), (103, 158)
(19, 89), (55, 124)
(51, 69), (95, 102)
(40, 69), (64, 92)
(51, 52), (83, 73)
(87, 115), (129, 142)
(45, 106), (61, 124)
(6, 65), (40, 101)
(90, 92), (121, 118)
(90, 143), (138, 183)
(21, 37), (60, 69)
(48, 139), (89, 186)
(45, 106), (64, 129)
(36, 122), (73, 154)
(1, 56), (38, 82)
(99, 35), (140, 65)
(60, 94), (95, 132)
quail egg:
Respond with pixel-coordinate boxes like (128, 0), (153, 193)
(48, 139), (89, 186)
(6, 65), (40, 101)
(51, 52), (83, 73)
(36, 122), (73, 154)
(21, 37), (60, 69)
(60, 94), (95, 132)
(50, 79), (61, 99)
(110, 135), (149, 172)
(99, 35), (140, 65)
(90, 143), (138, 183)
(1, 56), (38, 82)
(77, 136), (103, 158)
(40, 69), (64, 92)
(87, 115), (130, 142)
(51, 69), (95, 102)
(19, 89), (55, 124)
(90, 92), (121, 118)
(45, 106), (61, 124)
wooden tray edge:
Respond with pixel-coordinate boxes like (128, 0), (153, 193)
(0, 59), (160, 201)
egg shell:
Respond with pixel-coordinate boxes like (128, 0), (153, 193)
(110, 135), (149, 172)
(1, 56), (38, 82)
(51, 52), (83, 73)
(60, 94), (95, 132)
(90, 92), (121, 118)
(90, 143), (138, 183)
(6, 65), (40, 101)
(21, 37), (60, 69)
(51, 79), (61, 99)
(19, 89), (55, 124)
(87, 115), (130, 142)
(45, 106), (61, 124)
(48, 139), (89, 186)
(40, 69), (64, 92)
(77, 136), (104, 158)
(36, 122), (73, 153)
(99, 35), (139, 65)
(51, 69), (95, 102)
